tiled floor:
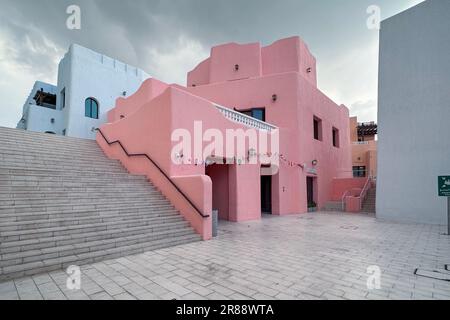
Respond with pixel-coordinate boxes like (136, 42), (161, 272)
(1, 212), (449, 300)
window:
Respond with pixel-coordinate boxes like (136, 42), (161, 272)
(332, 127), (340, 148)
(313, 116), (322, 141)
(353, 166), (366, 178)
(85, 98), (99, 119)
(61, 88), (66, 109)
(240, 108), (266, 122)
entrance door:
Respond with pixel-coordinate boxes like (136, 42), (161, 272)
(307, 177), (314, 206)
(261, 176), (272, 214)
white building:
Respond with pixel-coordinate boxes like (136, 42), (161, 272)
(17, 44), (149, 139)
(377, 0), (450, 225)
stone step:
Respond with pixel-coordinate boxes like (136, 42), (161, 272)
(0, 212), (184, 232)
(323, 201), (343, 212)
(0, 234), (200, 281)
(0, 185), (158, 194)
(0, 145), (107, 158)
(0, 228), (196, 268)
(0, 221), (190, 254)
(0, 164), (126, 174)
(0, 126), (97, 143)
(0, 189), (163, 200)
(0, 219), (191, 242)
(0, 200), (174, 215)
(0, 206), (179, 223)
(0, 127), (200, 280)
(0, 193), (168, 207)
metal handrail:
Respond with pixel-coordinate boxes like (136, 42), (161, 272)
(359, 177), (372, 210)
(96, 128), (209, 219)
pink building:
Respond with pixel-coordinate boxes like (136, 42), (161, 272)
(97, 36), (352, 240)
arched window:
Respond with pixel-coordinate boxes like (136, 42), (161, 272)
(85, 98), (99, 119)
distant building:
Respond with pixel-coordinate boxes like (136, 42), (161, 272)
(17, 44), (149, 139)
(350, 117), (377, 179)
(377, 0), (450, 225)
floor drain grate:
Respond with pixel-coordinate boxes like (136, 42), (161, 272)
(414, 268), (450, 282)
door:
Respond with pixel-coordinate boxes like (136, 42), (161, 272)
(307, 177), (314, 206)
(261, 176), (272, 214)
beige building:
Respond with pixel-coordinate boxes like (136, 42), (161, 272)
(350, 117), (377, 179)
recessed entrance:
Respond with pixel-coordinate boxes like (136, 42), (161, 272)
(306, 176), (317, 209)
(205, 164), (230, 221)
(261, 175), (272, 214)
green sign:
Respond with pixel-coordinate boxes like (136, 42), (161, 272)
(438, 176), (450, 197)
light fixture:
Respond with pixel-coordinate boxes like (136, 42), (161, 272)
(307, 67), (312, 73)
(272, 94), (278, 102)
(122, 91), (127, 96)
(50, 118), (55, 124)
(312, 159), (318, 166)
(235, 64), (239, 71)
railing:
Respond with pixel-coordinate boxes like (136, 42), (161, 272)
(341, 190), (351, 211)
(352, 141), (369, 145)
(214, 104), (278, 132)
(341, 177), (372, 212)
(96, 128), (209, 219)
(358, 177), (372, 211)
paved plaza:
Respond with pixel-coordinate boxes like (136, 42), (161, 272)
(0, 212), (449, 300)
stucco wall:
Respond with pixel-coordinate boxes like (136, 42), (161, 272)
(377, 0), (450, 225)
(60, 44), (149, 139)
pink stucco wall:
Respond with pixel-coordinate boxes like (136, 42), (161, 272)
(331, 178), (367, 201)
(97, 36), (353, 239)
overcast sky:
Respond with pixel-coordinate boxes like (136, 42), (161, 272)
(0, 0), (424, 128)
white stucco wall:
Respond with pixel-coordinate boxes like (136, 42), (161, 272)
(377, 0), (450, 225)
(26, 106), (63, 134)
(57, 44), (149, 139)
(17, 81), (58, 130)
(18, 44), (149, 139)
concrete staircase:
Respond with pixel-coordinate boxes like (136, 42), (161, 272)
(362, 188), (376, 213)
(0, 127), (201, 281)
(323, 201), (344, 212)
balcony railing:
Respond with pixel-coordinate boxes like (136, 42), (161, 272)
(214, 104), (278, 132)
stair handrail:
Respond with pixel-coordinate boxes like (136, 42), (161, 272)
(359, 177), (372, 211)
(341, 190), (351, 211)
(96, 128), (210, 219)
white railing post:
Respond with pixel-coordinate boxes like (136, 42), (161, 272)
(214, 104), (278, 132)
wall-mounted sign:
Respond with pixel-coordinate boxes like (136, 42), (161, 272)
(438, 176), (450, 197)
(306, 167), (318, 175)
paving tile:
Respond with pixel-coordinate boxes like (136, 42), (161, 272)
(1, 213), (449, 301)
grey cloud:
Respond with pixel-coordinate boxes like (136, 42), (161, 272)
(0, 0), (424, 128)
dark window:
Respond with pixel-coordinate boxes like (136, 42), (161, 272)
(353, 166), (366, 178)
(240, 108), (265, 122)
(85, 98), (99, 119)
(332, 127), (340, 148)
(252, 109), (265, 122)
(313, 116), (322, 141)
(61, 88), (66, 109)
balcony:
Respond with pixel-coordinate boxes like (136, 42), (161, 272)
(214, 104), (278, 132)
